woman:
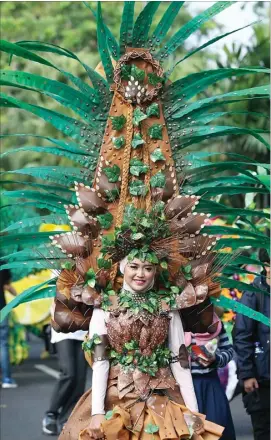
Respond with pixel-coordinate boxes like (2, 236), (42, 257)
(59, 255), (224, 440)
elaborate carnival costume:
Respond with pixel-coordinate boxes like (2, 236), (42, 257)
(0, 1), (270, 440)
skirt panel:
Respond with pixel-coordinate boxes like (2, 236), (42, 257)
(59, 386), (224, 440)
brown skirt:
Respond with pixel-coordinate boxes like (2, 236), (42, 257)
(59, 388), (224, 440)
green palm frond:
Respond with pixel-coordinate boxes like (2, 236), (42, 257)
(0, 280), (57, 321)
(119, 1), (135, 54)
(132, 1), (161, 47)
(157, 2), (234, 59)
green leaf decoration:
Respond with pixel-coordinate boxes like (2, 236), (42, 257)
(131, 133), (145, 149)
(97, 212), (114, 230)
(103, 164), (121, 183)
(105, 410), (114, 420)
(145, 423), (159, 434)
(105, 189), (119, 202)
(131, 232), (145, 241)
(121, 64), (131, 80)
(130, 158), (149, 176)
(150, 148), (166, 162)
(147, 73), (164, 86)
(148, 124), (163, 140)
(112, 135), (126, 149)
(181, 264), (193, 280)
(97, 258), (112, 269)
(85, 268), (96, 288)
(0, 279), (57, 322)
(61, 261), (74, 270)
(129, 180), (148, 196)
(160, 261), (168, 270)
(119, 2), (135, 54)
(131, 65), (145, 82)
(211, 296), (270, 327)
(150, 171), (166, 188)
(146, 103), (160, 118)
(133, 107), (147, 126)
(110, 115), (127, 131)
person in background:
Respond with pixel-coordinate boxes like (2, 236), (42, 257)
(185, 313), (236, 440)
(42, 326), (88, 435)
(0, 262), (18, 388)
(234, 248), (270, 440)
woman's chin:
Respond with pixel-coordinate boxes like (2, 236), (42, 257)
(131, 282), (148, 292)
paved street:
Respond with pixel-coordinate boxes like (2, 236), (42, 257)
(1, 335), (253, 440)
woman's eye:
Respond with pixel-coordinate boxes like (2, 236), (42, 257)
(145, 267), (153, 272)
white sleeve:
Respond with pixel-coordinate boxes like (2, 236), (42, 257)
(89, 308), (110, 416)
(168, 311), (199, 412)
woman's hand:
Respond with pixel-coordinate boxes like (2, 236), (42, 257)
(87, 414), (106, 439)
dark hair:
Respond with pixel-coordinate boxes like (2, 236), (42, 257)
(259, 248), (270, 265)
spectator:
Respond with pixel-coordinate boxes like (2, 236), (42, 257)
(42, 327), (88, 435)
(186, 315), (236, 440)
(0, 262), (18, 388)
(234, 248), (270, 440)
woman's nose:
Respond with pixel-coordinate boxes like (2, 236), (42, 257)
(137, 268), (144, 277)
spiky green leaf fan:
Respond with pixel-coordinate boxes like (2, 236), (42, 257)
(0, 1), (270, 324)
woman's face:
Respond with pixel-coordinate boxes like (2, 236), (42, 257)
(124, 258), (156, 292)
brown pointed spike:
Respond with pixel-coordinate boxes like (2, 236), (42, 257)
(50, 232), (92, 259)
(165, 195), (199, 220)
(179, 235), (218, 259)
(76, 185), (107, 215)
(172, 213), (209, 235)
(66, 206), (100, 238)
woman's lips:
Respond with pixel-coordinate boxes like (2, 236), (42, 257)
(133, 279), (146, 285)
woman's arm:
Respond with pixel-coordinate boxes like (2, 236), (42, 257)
(89, 308), (110, 416)
(168, 311), (199, 412)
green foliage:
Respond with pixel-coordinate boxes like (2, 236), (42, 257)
(112, 135), (125, 149)
(110, 333), (172, 376)
(97, 212), (113, 230)
(82, 334), (102, 354)
(146, 103), (160, 118)
(148, 124), (163, 140)
(147, 73), (164, 86)
(85, 268), (96, 288)
(211, 296), (270, 326)
(103, 164), (121, 183)
(130, 65), (145, 82)
(131, 133), (145, 149)
(150, 148), (166, 162)
(129, 158), (149, 176)
(110, 115), (126, 131)
(129, 180), (148, 196)
(1, 279), (57, 322)
(132, 107), (147, 126)
(150, 171), (166, 188)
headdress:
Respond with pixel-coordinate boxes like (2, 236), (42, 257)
(0, 2), (269, 330)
